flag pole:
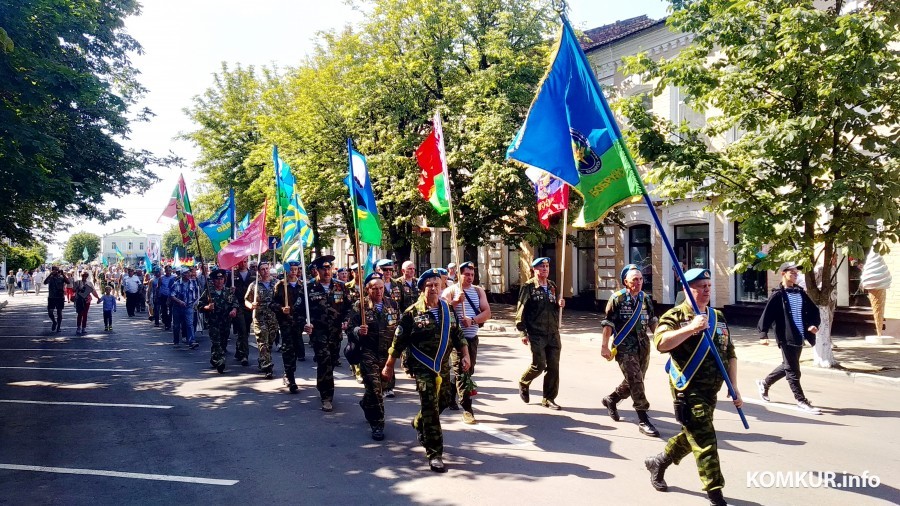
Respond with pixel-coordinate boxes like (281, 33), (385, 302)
(230, 188), (236, 289)
(558, 208), (568, 326)
(347, 138), (366, 324)
(435, 111), (459, 266)
(298, 241), (311, 325)
(275, 157), (288, 310)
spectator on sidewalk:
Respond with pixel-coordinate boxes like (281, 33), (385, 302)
(6, 271), (16, 297)
(32, 268), (45, 296)
(756, 262), (822, 414)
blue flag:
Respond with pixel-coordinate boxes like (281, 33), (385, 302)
(237, 212), (251, 233)
(198, 193), (235, 253)
(507, 17), (643, 226)
(144, 253), (152, 273)
(344, 139), (382, 246)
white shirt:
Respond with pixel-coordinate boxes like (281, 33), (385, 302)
(123, 274), (142, 294)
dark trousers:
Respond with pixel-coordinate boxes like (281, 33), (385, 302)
(311, 331), (341, 401)
(764, 345), (806, 402)
(279, 321), (305, 373)
(125, 291), (137, 316)
(519, 333), (561, 401)
(232, 308), (251, 360)
(47, 297), (64, 325)
(103, 310), (113, 327)
(156, 295), (171, 328)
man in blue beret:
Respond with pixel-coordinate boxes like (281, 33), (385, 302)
(382, 268), (470, 472)
(515, 257), (565, 410)
(645, 268), (741, 506)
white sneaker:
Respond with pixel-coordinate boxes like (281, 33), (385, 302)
(797, 400), (822, 414)
(756, 379), (770, 402)
(384, 389), (395, 398)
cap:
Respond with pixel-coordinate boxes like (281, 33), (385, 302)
(286, 260), (301, 268)
(778, 262), (799, 272)
(531, 257), (550, 268)
(458, 261), (475, 271)
(620, 264), (641, 284)
(349, 263), (359, 270)
(179, 267), (191, 275)
(210, 269), (226, 281)
(447, 262), (457, 269)
(684, 268), (711, 284)
(310, 255), (335, 269)
(337, 267), (348, 273)
(417, 268), (443, 289)
(364, 272), (383, 286)
(376, 259), (394, 269)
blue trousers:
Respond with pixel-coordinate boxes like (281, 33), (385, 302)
(172, 306), (195, 345)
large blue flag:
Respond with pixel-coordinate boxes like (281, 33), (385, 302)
(344, 139), (382, 246)
(506, 17), (643, 226)
(198, 193), (235, 253)
(273, 146), (314, 261)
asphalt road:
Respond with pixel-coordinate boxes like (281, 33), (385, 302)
(0, 295), (897, 505)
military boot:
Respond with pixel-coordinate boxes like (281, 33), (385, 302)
(645, 451), (673, 491)
(637, 410), (660, 437)
(283, 372), (298, 393)
(707, 489), (727, 505)
(602, 394), (620, 421)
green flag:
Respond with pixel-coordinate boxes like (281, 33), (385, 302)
(82, 246), (89, 262)
(345, 139), (382, 246)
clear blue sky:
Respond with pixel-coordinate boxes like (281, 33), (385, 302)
(53, 0), (670, 256)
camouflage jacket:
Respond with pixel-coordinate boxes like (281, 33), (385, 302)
(271, 279), (304, 325)
(655, 303), (736, 398)
(395, 277), (420, 313)
(383, 280), (403, 306)
(389, 297), (466, 375)
(245, 279), (277, 321)
(515, 277), (560, 337)
(299, 279), (349, 336)
(600, 289), (657, 354)
(199, 287), (239, 325)
(347, 298), (400, 355)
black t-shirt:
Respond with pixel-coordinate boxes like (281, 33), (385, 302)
(45, 274), (66, 299)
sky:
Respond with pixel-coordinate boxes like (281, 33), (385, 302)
(51, 0), (670, 258)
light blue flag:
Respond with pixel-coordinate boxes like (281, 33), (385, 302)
(237, 213), (251, 233)
(363, 243), (377, 277)
(198, 193), (235, 253)
(144, 254), (152, 273)
(344, 139), (382, 246)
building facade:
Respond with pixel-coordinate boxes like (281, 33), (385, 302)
(100, 227), (161, 267)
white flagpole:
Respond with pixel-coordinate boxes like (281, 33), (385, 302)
(435, 111), (459, 266)
(558, 209), (568, 327)
(298, 241), (311, 324)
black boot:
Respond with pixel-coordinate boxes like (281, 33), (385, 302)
(283, 372), (298, 393)
(645, 451), (673, 491)
(637, 410), (660, 437)
(707, 488), (727, 506)
(602, 394), (620, 421)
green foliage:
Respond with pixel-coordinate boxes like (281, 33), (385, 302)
(182, 0), (563, 260)
(3, 244), (46, 272)
(0, 27), (12, 53)
(621, 0), (900, 307)
(162, 225), (213, 261)
(63, 232), (100, 264)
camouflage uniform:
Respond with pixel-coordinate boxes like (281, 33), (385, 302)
(601, 289), (657, 411)
(389, 298), (467, 459)
(230, 270), (256, 362)
(199, 285), (239, 369)
(347, 297), (400, 430)
(272, 278), (306, 372)
(515, 278), (561, 401)
(655, 303), (736, 492)
(298, 278), (349, 402)
(383, 279), (403, 307)
(245, 279), (278, 373)
(396, 277), (420, 313)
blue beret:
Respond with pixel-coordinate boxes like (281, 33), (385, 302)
(376, 259), (394, 269)
(621, 264), (641, 284)
(459, 261), (475, 271)
(436, 268), (448, 276)
(286, 260), (301, 268)
(364, 272), (383, 286)
(684, 268), (711, 284)
(310, 255), (335, 269)
(337, 267), (348, 273)
(531, 257), (550, 267)
(417, 268), (443, 289)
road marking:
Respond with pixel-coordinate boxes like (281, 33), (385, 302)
(469, 424), (533, 446)
(0, 367), (137, 372)
(0, 400), (172, 409)
(0, 464), (238, 485)
(0, 349), (129, 352)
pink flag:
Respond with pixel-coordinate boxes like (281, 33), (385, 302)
(217, 202), (268, 270)
(526, 168), (569, 229)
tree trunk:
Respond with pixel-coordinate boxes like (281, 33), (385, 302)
(812, 304), (838, 368)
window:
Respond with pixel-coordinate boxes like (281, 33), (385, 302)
(111, 242), (116, 250)
(848, 258), (870, 307)
(139, 242), (144, 251)
(507, 244), (520, 293)
(128, 242), (133, 250)
(538, 243), (557, 284)
(576, 230), (596, 296)
(673, 224), (709, 298)
(463, 245), (480, 284)
(734, 223), (767, 302)
(441, 231), (452, 268)
(629, 225), (653, 295)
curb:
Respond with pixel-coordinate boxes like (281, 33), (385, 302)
(738, 358), (900, 388)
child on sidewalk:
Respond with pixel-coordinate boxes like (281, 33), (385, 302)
(101, 285), (117, 331)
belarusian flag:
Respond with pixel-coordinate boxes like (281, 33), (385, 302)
(158, 174), (196, 245)
(415, 112), (451, 214)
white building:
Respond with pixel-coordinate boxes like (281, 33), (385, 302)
(100, 227), (161, 267)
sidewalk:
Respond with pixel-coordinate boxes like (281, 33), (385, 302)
(483, 303), (900, 387)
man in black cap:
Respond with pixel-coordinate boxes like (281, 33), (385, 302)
(600, 263), (660, 436)
(199, 269), (239, 373)
(382, 268), (470, 472)
(347, 272), (400, 440)
(299, 255), (350, 412)
(230, 258), (255, 366)
(515, 257), (565, 410)
(756, 262), (821, 413)
(274, 260), (310, 393)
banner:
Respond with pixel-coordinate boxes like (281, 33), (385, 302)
(217, 202), (269, 270)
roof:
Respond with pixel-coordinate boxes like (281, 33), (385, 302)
(102, 227), (145, 239)
(580, 15), (667, 52)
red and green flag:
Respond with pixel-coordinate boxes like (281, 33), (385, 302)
(159, 174), (196, 245)
(415, 112), (451, 215)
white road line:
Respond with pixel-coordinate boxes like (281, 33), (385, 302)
(468, 424), (534, 446)
(0, 349), (129, 352)
(0, 400), (172, 409)
(0, 367), (137, 372)
(0, 464), (238, 485)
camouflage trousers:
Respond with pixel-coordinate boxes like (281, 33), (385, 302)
(453, 336), (479, 412)
(359, 351), (388, 429)
(232, 309), (251, 361)
(252, 313), (278, 372)
(519, 332), (561, 401)
(412, 368), (454, 459)
(611, 345), (651, 411)
(279, 321), (305, 373)
(664, 395), (724, 492)
(311, 330), (342, 401)
(208, 321), (230, 368)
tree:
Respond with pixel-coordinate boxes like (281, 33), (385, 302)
(621, 0), (900, 367)
(3, 244), (46, 272)
(162, 225), (213, 262)
(0, 0), (178, 246)
(63, 232), (101, 264)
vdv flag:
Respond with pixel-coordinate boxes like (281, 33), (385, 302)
(506, 17), (643, 226)
(198, 193), (235, 253)
(114, 245), (125, 260)
(273, 147), (314, 262)
(345, 139), (382, 246)
(144, 253), (152, 273)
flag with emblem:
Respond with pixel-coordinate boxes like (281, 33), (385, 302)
(526, 167), (569, 229)
(198, 192), (235, 253)
(273, 147), (314, 262)
(158, 174), (197, 245)
(345, 139), (382, 246)
(415, 112), (451, 215)
(506, 17), (643, 227)
(217, 201), (270, 270)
